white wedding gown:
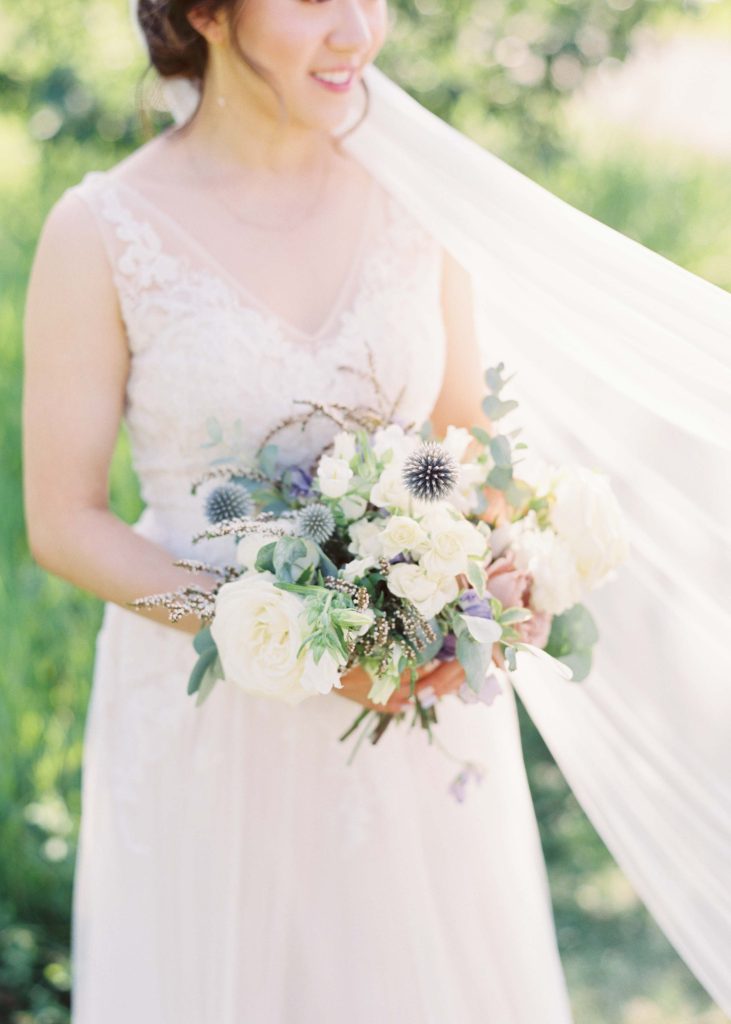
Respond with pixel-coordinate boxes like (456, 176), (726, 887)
(65, 162), (575, 1023)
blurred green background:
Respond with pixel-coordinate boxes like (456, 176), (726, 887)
(2, 0), (730, 1020)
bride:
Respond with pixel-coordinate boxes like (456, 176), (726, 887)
(22, 0), (731, 1021)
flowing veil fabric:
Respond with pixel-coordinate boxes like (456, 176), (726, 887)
(130, 13), (731, 1013)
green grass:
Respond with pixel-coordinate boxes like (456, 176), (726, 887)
(1, 124), (729, 1021)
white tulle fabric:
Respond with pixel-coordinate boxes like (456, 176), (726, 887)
(66, 167), (575, 1021)
(335, 65), (731, 1016)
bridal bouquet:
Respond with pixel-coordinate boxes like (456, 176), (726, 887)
(131, 363), (629, 796)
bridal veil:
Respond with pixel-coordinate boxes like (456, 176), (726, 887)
(130, 6), (731, 1013)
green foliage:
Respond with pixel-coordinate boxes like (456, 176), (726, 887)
(545, 603), (600, 682)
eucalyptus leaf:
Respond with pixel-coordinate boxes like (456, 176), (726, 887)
(499, 607), (534, 625)
(456, 631), (493, 693)
(482, 395), (519, 421)
(254, 541), (276, 573)
(195, 656), (222, 707)
(273, 536), (320, 584)
(257, 444), (279, 479)
(469, 426), (492, 446)
(505, 478), (534, 509)
(486, 465), (513, 490)
(546, 603), (599, 653)
(193, 626), (216, 656)
(489, 435), (513, 468)
(466, 559), (486, 597)
(187, 644), (219, 696)
(458, 613), (503, 645)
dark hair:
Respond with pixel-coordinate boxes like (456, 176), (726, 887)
(134, 0), (370, 139)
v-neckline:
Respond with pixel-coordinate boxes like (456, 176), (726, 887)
(108, 173), (379, 345)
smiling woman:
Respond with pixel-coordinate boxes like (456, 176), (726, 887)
(139, 0), (383, 135)
(21, 0), (731, 1020)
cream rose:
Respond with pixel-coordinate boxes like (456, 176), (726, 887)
(386, 561), (459, 619)
(210, 571), (342, 706)
(369, 464), (414, 513)
(510, 512), (583, 616)
(347, 518), (384, 559)
(317, 455), (354, 499)
(378, 515), (430, 560)
(418, 504), (489, 576)
(371, 424), (418, 462)
(549, 465), (630, 588)
(331, 430), (357, 463)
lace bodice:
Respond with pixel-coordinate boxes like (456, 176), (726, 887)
(67, 167), (447, 562)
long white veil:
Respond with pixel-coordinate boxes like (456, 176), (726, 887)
(130, 11), (731, 1013)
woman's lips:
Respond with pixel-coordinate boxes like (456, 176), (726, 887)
(310, 70), (356, 93)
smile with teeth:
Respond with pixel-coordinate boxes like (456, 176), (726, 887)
(311, 69), (355, 86)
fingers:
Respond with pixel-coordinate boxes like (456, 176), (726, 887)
(415, 660), (466, 698)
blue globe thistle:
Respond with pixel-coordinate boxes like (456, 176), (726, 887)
(296, 503), (336, 545)
(401, 441), (459, 502)
(204, 483), (253, 524)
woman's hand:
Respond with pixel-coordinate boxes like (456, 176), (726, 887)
(334, 657), (467, 716)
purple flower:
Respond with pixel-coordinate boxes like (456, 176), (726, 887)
(458, 588), (494, 620)
(448, 763), (485, 803)
(389, 552), (408, 565)
(436, 632), (457, 662)
(283, 466), (313, 500)
(458, 672), (503, 707)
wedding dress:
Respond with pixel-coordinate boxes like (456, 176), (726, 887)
(65, 164), (576, 1023)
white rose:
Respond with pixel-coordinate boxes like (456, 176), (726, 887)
(332, 430), (357, 463)
(348, 518), (384, 558)
(210, 570), (341, 706)
(317, 455), (354, 499)
(339, 492), (368, 521)
(299, 648), (344, 697)
(450, 461), (489, 515)
(372, 424), (418, 461)
(441, 425), (474, 462)
(379, 515), (430, 560)
(369, 464), (414, 513)
(341, 556), (379, 582)
(418, 504), (489, 576)
(236, 519), (296, 571)
(386, 561), (459, 619)
(549, 465), (630, 588)
(510, 512), (583, 616)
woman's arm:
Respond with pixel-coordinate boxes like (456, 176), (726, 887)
(22, 190), (216, 636)
(431, 245), (510, 527)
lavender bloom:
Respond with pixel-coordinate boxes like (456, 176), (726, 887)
(458, 588), (494, 620)
(389, 553), (408, 565)
(448, 763), (485, 803)
(286, 467), (313, 499)
(436, 633), (457, 662)
(458, 672), (503, 707)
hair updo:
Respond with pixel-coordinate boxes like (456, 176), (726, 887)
(137, 0), (246, 81)
(134, 0), (370, 137)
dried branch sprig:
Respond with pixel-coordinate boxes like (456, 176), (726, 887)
(322, 574), (371, 611)
(335, 339), (416, 428)
(128, 584), (219, 624)
(191, 463), (268, 495)
(192, 514), (290, 544)
(256, 397), (387, 454)
(172, 559), (243, 583)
